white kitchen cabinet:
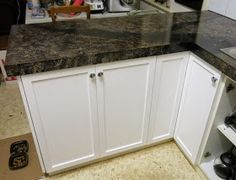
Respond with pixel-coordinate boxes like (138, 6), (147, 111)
(20, 57), (156, 173)
(174, 54), (221, 164)
(20, 66), (100, 173)
(225, 0), (236, 20)
(19, 52), (224, 174)
(96, 57), (156, 156)
(148, 53), (189, 143)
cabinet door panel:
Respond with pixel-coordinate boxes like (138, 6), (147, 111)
(21, 67), (99, 173)
(174, 55), (221, 164)
(148, 53), (188, 143)
(96, 57), (155, 156)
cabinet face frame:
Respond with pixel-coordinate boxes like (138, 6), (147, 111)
(148, 52), (189, 143)
(20, 66), (100, 173)
(18, 77), (46, 173)
(95, 57), (156, 156)
(174, 53), (221, 164)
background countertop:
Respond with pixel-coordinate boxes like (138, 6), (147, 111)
(5, 11), (236, 81)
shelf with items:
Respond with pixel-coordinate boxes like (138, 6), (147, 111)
(198, 76), (236, 179)
(218, 124), (236, 147)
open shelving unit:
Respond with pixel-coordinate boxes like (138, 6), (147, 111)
(200, 123), (236, 180)
(218, 124), (236, 147)
(199, 77), (236, 179)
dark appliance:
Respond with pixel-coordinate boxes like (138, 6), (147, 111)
(174, 0), (203, 11)
(214, 146), (236, 179)
(0, 0), (26, 35)
(0, 0), (26, 50)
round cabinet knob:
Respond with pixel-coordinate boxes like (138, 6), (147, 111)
(211, 76), (218, 83)
(90, 73), (96, 79)
(97, 72), (103, 77)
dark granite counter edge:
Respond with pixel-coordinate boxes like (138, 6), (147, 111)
(5, 44), (188, 76)
(5, 42), (236, 81)
(5, 11), (236, 81)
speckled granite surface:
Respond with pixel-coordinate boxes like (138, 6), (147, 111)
(5, 11), (236, 81)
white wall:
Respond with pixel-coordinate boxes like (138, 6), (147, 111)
(206, 0), (236, 20)
(207, 0), (229, 14)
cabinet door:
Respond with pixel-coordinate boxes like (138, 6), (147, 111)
(148, 53), (189, 143)
(174, 54), (221, 164)
(96, 57), (156, 156)
(208, 0), (229, 15)
(225, 0), (236, 20)
(21, 67), (99, 173)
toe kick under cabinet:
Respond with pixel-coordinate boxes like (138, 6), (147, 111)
(17, 52), (220, 174)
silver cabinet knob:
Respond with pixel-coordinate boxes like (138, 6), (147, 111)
(211, 76), (218, 83)
(98, 72), (103, 77)
(90, 73), (96, 79)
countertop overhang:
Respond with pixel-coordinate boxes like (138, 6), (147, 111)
(5, 11), (236, 81)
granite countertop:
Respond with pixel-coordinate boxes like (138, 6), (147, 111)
(5, 11), (236, 81)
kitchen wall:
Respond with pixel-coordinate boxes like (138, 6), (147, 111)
(203, 0), (236, 20)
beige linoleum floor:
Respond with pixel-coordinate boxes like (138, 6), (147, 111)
(45, 141), (206, 180)
(0, 82), (30, 140)
(0, 83), (207, 180)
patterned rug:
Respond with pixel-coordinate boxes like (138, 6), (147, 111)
(0, 133), (43, 180)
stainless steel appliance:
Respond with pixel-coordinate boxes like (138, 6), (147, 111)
(107, 0), (135, 12)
